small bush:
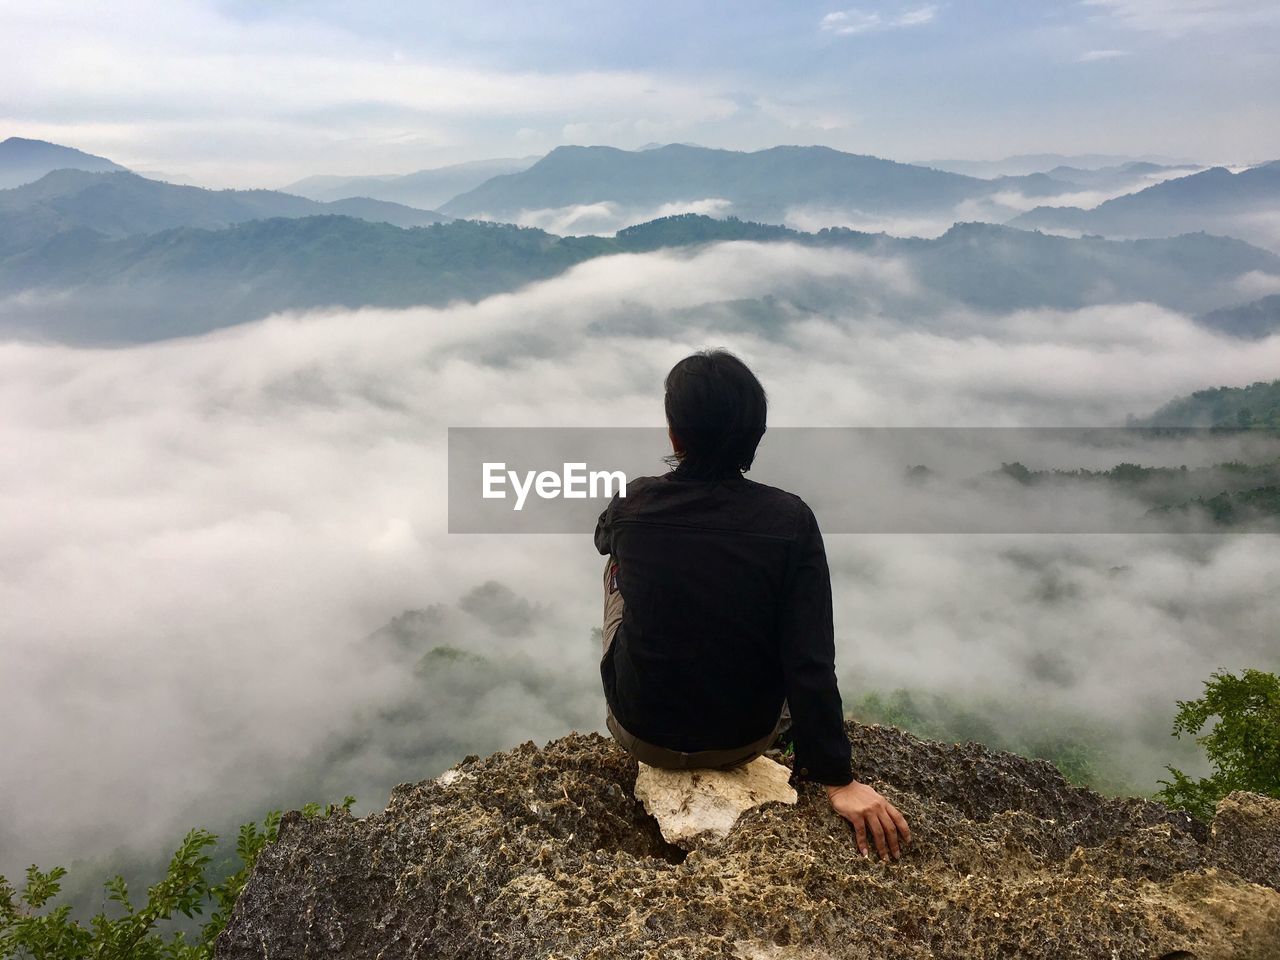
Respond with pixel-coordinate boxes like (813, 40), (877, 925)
(0, 797), (353, 960)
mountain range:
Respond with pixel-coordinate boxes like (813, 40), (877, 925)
(7, 137), (1279, 251)
(438, 143), (1078, 222)
(1011, 161), (1280, 251)
(0, 169), (448, 257)
(3, 137), (1280, 345)
(4, 212), (1277, 344)
(282, 157), (538, 210)
(917, 152), (1196, 178)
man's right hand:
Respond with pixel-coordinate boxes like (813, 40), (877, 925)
(825, 780), (911, 861)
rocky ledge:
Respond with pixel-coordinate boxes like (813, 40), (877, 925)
(214, 722), (1280, 959)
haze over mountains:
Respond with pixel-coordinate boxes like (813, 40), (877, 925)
(2, 135), (1280, 346)
(437, 143), (1079, 228)
(917, 153), (1196, 179)
(1012, 161), (1280, 252)
(4, 214), (1277, 344)
(282, 157), (538, 210)
(0, 168), (448, 258)
(1202, 294), (1280, 340)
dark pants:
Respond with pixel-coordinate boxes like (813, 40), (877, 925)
(601, 557), (784, 770)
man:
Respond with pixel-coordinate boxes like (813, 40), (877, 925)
(594, 349), (911, 862)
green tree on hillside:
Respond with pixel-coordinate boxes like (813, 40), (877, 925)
(1157, 669), (1280, 821)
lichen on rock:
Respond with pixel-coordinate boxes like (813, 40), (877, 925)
(1210, 791), (1280, 891)
(213, 722), (1280, 960)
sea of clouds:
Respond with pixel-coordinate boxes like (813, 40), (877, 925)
(2, 240), (1279, 875)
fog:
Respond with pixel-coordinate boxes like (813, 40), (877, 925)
(3, 240), (1279, 876)
(477, 165), (1207, 239)
(781, 167), (1209, 239)
(502, 198), (736, 236)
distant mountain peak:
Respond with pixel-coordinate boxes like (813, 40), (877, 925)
(3, 135), (71, 148)
(0, 137), (125, 188)
(638, 141), (705, 151)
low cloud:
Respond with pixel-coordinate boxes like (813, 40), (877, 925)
(492, 198), (735, 236)
(1230, 269), (1280, 300)
(780, 166), (1207, 237)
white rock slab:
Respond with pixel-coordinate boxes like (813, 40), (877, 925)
(634, 755), (798, 848)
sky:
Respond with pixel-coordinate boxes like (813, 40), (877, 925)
(2, 0), (1279, 187)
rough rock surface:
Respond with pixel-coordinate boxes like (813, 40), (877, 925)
(1210, 791), (1280, 891)
(634, 756), (798, 848)
(214, 722), (1280, 960)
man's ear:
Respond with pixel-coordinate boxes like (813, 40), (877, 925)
(668, 426), (684, 456)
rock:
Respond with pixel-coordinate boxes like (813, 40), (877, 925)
(214, 722), (1280, 960)
(633, 756), (797, 848)
(1210, 791), (1280, 889)
(434, 767), (475, 787)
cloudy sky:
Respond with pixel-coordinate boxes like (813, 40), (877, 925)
(2, 0), (1279, 186)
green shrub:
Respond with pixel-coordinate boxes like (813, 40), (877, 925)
(0, 798), (353, 960)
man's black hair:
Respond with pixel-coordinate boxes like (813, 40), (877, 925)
(664, 349), (767, 479)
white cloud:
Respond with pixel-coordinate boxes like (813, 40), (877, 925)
(487, 197), (735, 236)
(0, 0), (738, 187)
(1082, 0), (1280, 34)
(779, 165), (1202, 234)
(894, 5), (940, 26)
(1230, 270), (1280, 300)
(783, 205), (957, 238)
(820, 5), (938, 36)
(1078, 48), (1129, 61)
(822, 10), (885, 34)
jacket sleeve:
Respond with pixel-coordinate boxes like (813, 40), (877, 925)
(778, 502), (853, 786)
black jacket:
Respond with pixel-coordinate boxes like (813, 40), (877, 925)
(594, 471), (853, 785)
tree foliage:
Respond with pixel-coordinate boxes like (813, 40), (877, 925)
(1157, 669), (1280, 821)
(1140, 378), (1280, 428)
(0, 798), (353, 960)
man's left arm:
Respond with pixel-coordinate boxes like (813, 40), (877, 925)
(779, 503), (911, 862)
(776, 503), (852, 785)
